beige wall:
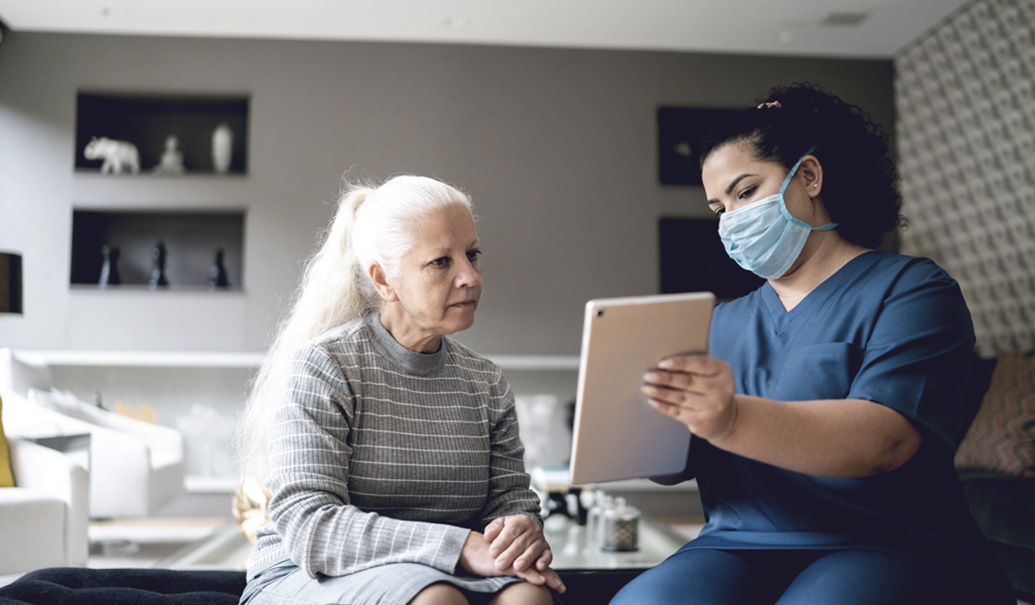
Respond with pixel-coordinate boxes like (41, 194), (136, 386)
(0, 32), (894, 356)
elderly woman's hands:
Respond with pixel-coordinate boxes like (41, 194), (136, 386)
(642, 354), (739, 444)
(458, 516), (565, 593)
(484, 515), (551, 574)
(458, 515), (565, 592)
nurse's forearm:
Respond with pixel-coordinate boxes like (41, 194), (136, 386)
(706, 396), (923, 478)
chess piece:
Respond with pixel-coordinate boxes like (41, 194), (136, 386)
(207, 247), (230, 289)
(148, 241), (169, 288)
(98, 245), (121, 286)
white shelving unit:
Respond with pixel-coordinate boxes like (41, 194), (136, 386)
(17, 350), (265, 368)
(490, 355), (580, 371)
(19, 350), (579, 372)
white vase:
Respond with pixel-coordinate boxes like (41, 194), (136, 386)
(211, 123), (233, 174)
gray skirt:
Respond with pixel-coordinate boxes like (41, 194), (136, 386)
(240, 560), (523, 605)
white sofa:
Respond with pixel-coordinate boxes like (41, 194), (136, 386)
(0, 437), (90, 575)
(0, 349), (186, 519)
(32, 388), (186, 518)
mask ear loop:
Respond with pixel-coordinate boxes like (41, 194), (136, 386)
(777, 147), (838, 231)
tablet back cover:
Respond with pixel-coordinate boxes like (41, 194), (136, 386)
(569, 292), (713, 485)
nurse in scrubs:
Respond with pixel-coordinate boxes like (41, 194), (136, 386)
(610, 83), (1013, 605)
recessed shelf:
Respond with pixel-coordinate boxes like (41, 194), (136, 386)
(75, 92), (249, 175)
(70, 209), (245, 289)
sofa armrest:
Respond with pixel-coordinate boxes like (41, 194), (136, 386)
(67, 401), (186, 464)
(28, 387), (186, 467)
(0, 349), (54, 397)
(8, 438), (90, 565)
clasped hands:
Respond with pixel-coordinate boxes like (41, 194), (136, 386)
(642, 353), (739, 444)
(459, 514), (565, 593)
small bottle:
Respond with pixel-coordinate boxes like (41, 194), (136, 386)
(586, 493), (612, 549)
(601, 497), (640, 551)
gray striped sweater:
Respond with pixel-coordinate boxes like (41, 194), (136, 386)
(248, 313), (542, 580)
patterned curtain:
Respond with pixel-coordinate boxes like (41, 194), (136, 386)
(895, 0), (1035, 355)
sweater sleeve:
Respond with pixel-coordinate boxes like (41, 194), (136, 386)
(266, 345), (470, 578)
(478, 368), (543, 528)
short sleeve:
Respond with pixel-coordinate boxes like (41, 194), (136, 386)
(847, 260), (976, 451)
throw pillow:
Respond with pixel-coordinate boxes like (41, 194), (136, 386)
(1, 394), (15, 487)
(955, 352), (1035, 477)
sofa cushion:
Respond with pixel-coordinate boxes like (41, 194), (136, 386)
(0, 568), (246, 605)
(955, 352), (1035, 477)
(0, 394), (14, 487)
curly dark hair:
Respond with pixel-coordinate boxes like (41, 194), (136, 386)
(699, 82), (904, 249)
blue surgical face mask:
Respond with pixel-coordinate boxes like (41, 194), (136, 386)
(717, 149), (837, 280)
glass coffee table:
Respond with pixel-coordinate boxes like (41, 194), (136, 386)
(543, 513), (688, 570)
(542, 514), (692, 603)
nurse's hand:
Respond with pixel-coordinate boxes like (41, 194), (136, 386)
(642, 354), (739, 443)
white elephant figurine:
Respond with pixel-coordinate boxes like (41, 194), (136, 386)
(84, 136), (140, 174)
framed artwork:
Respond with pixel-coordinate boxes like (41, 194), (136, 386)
(657, 106), (734, 186)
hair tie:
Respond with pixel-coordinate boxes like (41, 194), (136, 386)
(757, 101), (783, 110)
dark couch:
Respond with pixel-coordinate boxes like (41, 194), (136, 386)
(0, 568), (246, 605)
(957, 352), (1035, 603)
(960, 472), (1035, 603)
(0, 567), (638, 605)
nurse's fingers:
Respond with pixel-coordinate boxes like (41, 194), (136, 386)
(644, 368), (727, 397)
(656, 353), (718, 375)
(643, 370), (693, 391)
(641, 383), (697, 408)
(646, 391), (737, 440)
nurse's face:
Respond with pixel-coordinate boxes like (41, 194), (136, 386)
(702, 141), (824, 226)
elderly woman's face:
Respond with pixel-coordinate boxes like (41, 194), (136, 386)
(385, 204), (483, 343)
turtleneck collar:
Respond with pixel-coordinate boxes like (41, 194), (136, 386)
(364, 313), (447, 377)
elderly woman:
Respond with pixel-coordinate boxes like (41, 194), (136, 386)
(237, 175), (564, 605)
(611, 84), (1013, 604)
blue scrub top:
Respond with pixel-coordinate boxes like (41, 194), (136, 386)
(687, 251), (989, 574)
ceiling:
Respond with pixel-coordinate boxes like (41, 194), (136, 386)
(0, 0), (972, 59)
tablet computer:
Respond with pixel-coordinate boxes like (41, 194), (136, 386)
(568, 291), (714, 485)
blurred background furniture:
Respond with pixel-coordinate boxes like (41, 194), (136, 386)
(1, 349), (187, 519)
(2, 386), (185, 520)
(956, 351), (1035, 603)
(0, 348), (250, 517)
(29, 388), (186, 519)
(0, 436), (89, 575)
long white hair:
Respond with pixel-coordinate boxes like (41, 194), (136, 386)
(236, 174), (473, 484)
